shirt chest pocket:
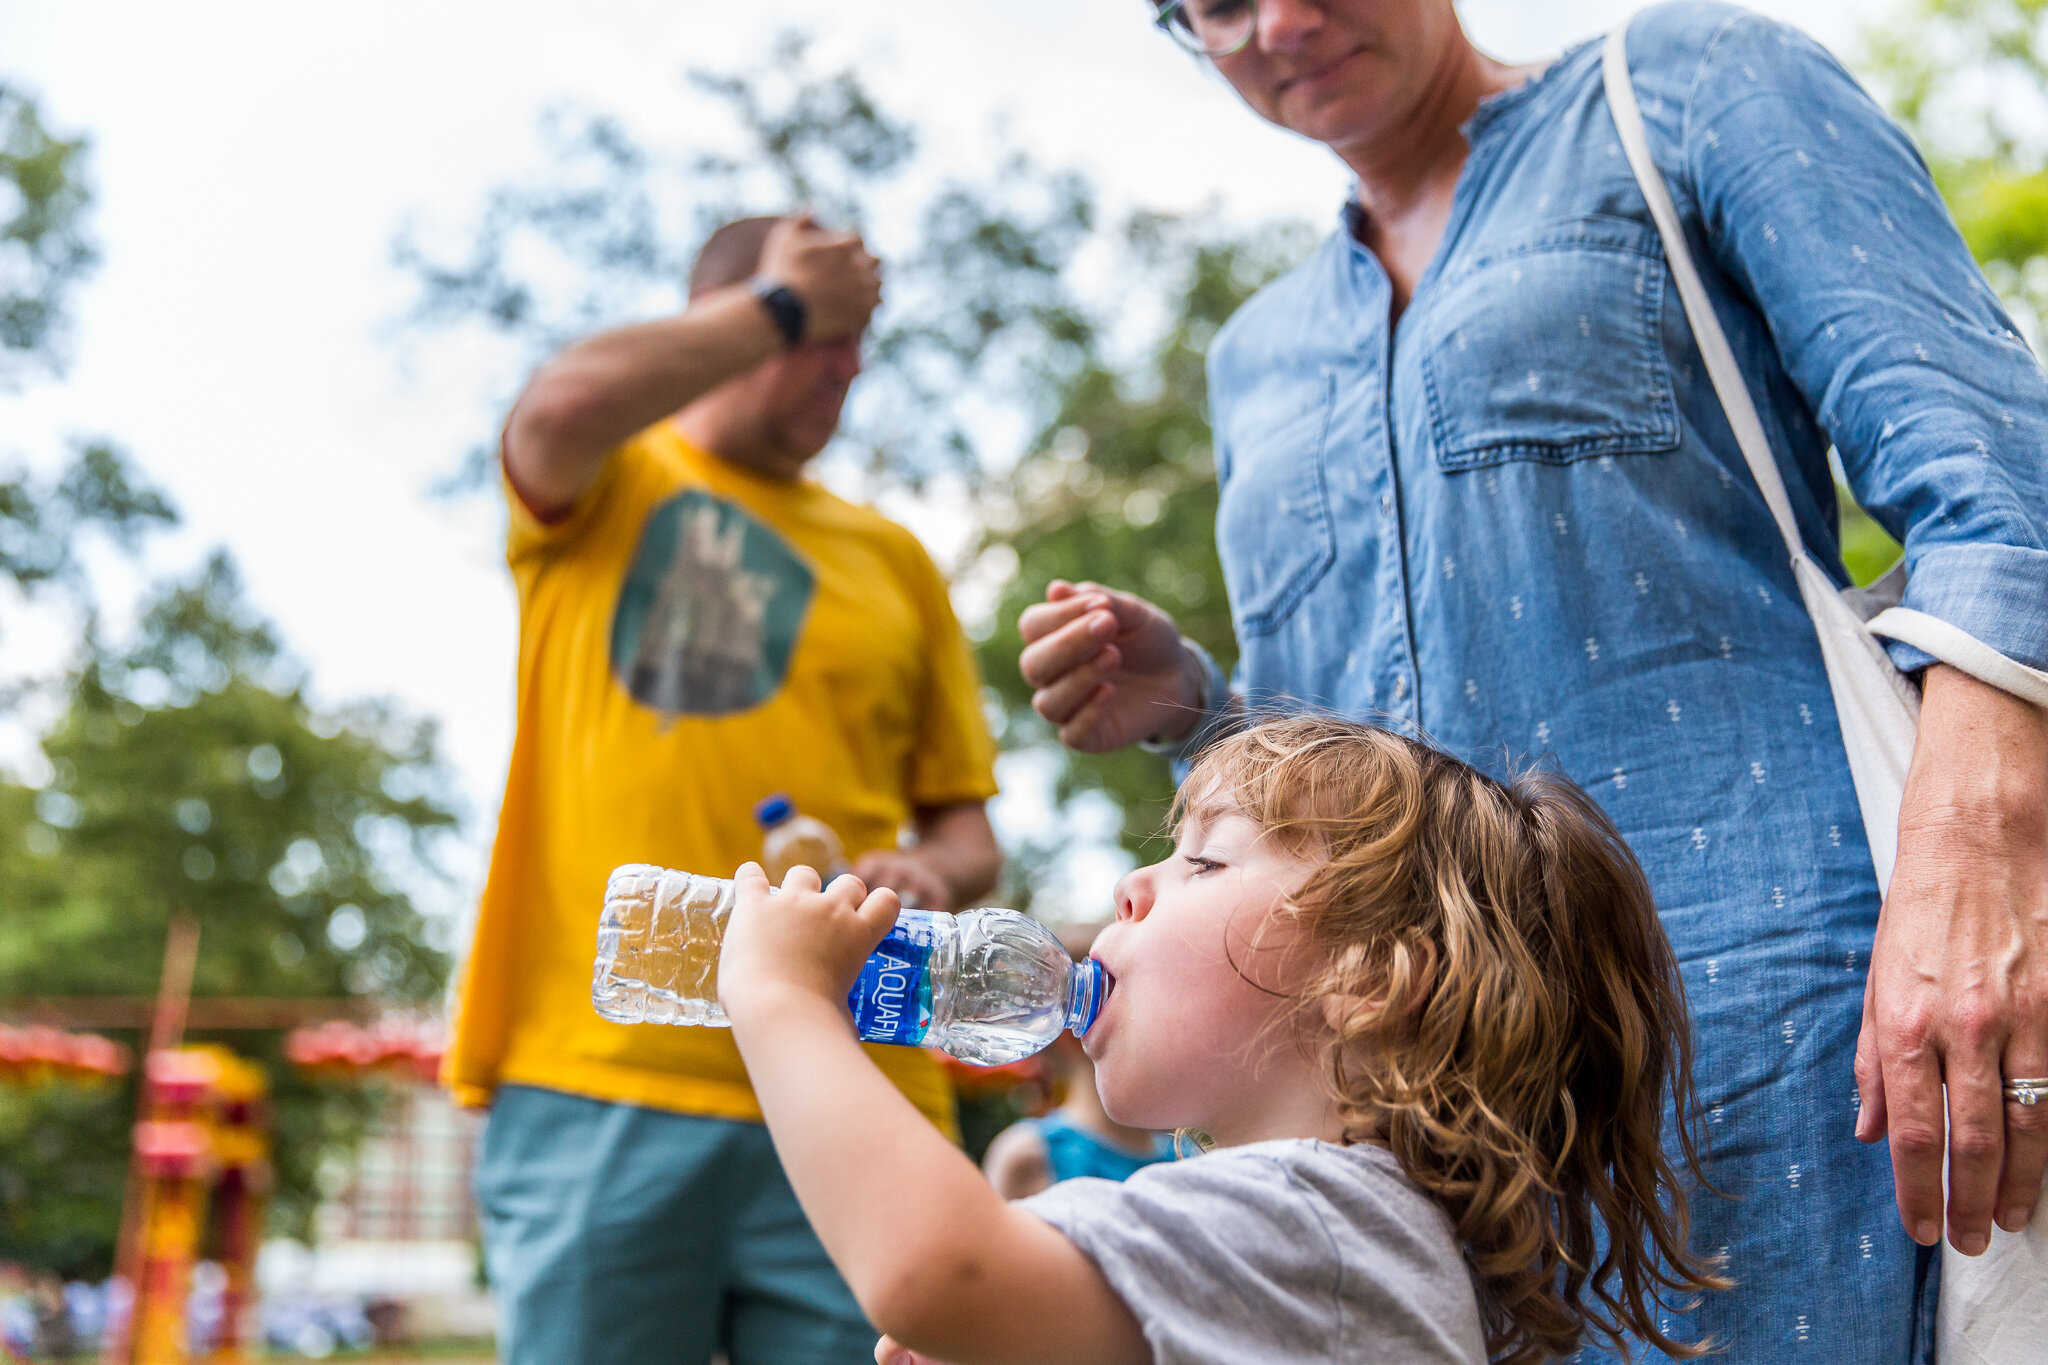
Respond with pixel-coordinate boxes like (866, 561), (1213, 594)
(1420, 217), (1680, 471)
(1216, 372), (1338, 638)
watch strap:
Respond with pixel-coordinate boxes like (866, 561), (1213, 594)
(749, 276), (806, 348)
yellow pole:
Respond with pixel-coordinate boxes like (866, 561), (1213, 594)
(102, 913), (201, 1365)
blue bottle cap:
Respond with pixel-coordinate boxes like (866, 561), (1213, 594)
(754, 794), (794, 829)
(1065, 957), (1105, 1038)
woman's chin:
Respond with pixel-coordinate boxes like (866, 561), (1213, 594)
(1271, 86), (1402, 157)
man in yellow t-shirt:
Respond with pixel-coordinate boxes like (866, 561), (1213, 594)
(446, 213), (1001, 1365)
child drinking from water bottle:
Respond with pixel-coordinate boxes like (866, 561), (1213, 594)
(718, 716), (1726, 1364)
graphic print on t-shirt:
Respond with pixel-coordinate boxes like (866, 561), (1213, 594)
(608, 489), (814, 717)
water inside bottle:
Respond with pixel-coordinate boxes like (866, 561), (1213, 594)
(593, 865), (734, 1026)
(925, 914), (1103, 1066)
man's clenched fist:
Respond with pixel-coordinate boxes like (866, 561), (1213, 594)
(759, 213), (883, 343)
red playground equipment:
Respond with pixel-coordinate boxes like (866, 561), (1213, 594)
(283, 1018), (444, 1085)
(0, 1024), (131, 1086)
(8, 916), (438, 1364)
(117, 1046), (271, 1365)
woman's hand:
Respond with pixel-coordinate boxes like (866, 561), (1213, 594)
(1017, 580), (1206, 753)
(719, 863), (901, 1027)
(1856, 665), (2048, 1254)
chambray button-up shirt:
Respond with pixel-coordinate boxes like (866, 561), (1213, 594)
(1196, 3), (2047, 1359)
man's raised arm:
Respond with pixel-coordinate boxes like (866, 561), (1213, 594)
(502, 213), (881, 519)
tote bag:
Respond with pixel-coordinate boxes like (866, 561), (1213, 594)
(1603, 24), (2047, 1361)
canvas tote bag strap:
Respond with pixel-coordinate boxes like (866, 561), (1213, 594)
(1601, 22), (1921, 896)
(1600, 28), (1810, 571)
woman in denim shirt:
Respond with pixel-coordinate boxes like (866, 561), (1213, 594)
(1019, 2), (2048, 1359)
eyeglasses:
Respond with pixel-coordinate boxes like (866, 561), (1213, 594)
(1153, 0), (1258, 59)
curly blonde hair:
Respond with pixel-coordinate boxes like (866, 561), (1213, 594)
(1180, 715), (1728, 1364)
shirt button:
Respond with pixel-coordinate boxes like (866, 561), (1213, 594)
(1392, 673), (1409, 699)
(1380, 492), (1393, 512)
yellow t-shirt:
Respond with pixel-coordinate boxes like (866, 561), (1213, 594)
(444, 422), (998, 1132)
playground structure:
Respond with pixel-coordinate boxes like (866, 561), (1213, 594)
(87, 918), (273, 1365)
(3, 915), (448, 1364)
(118, 1048), (270, 1365)
(2, 1033), (272, 1365)
(284, 1018), (443, 1086)
(0, 1025), (130, 1086)
(102, 1021), (445, 1365)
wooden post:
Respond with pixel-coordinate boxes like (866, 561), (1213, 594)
(101, 913), (200, 1365)
(145, 917), (200, 1058)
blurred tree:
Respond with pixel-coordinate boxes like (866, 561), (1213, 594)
(975, 215), (1312, 883)
(0, 71), (460, 1279)
(1865, 0), (2048, 321)
(0, 78), (167, 627)
(395, 32), (1098, 496)
(0, 440), (176, 605)
(0, 554), (460, 1277)
(0, 80), (96, 387)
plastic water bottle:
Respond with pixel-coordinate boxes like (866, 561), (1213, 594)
(753, 794), (850, 886)
(592, 864), (1103, 1066)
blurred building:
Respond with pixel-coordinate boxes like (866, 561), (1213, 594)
(319, 1085), (479, 1244)
(266, 1085), (494, 1345)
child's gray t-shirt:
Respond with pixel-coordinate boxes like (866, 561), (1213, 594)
(1022, 1137), (1485, 1364)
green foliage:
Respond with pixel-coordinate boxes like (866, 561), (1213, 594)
(0, 555), (460, 1275)
(1863, 0), (2048, 323)
(683, 31), (917, 220)
(0, 68), (457, 1282)
(0, 81), (97, 385)
(0, 82), (158, 635)
(1864, 0), (2048, 170)
(1946, 164), (2048, 266)
(976, 218), (1314, 876)
(395, 32), (1099, 494)
(0, 440), (178, 604)
(1839, 484), (1905, 587)
(0, 1077), (129, 1280)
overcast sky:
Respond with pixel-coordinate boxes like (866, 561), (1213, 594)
(0, 0), (1875, 910)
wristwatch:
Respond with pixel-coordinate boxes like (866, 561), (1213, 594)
(749, 276), (806, 349)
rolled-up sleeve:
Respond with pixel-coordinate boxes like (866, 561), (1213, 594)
(1681, 11), (2048, 699)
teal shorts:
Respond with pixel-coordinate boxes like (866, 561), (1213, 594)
(474, 1084), (877, 1365)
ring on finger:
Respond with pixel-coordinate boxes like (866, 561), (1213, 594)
(2005, 1077), (2048, 1106)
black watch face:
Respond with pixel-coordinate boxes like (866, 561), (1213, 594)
(755, 281), (804, 346)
